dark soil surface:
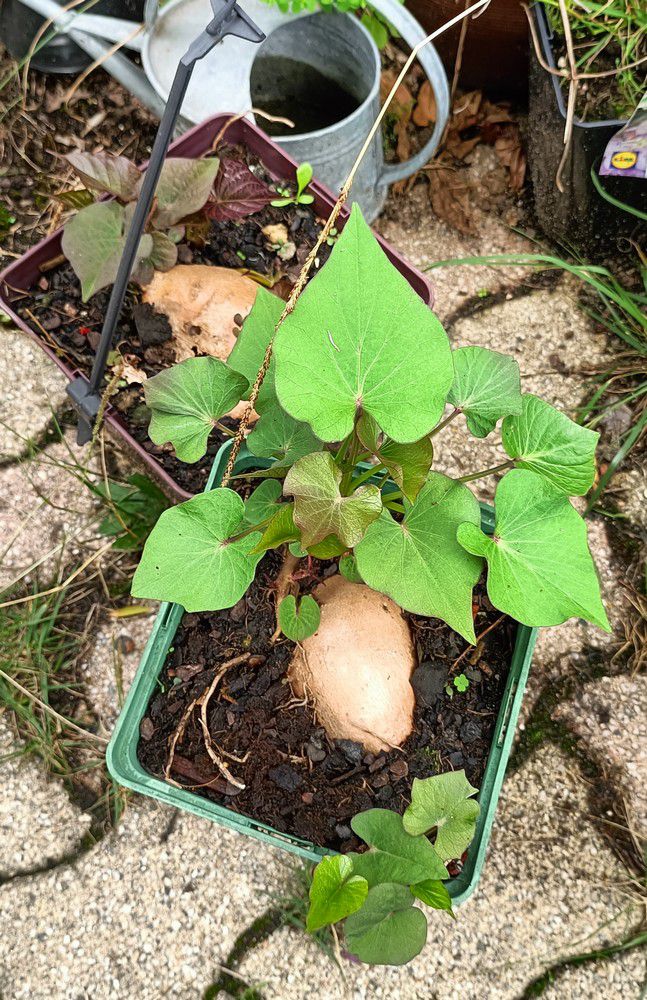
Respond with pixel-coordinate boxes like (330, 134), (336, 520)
(15, 145), (332, 495)
(137, 554), (515, 856)
(546, 22), (642, 121)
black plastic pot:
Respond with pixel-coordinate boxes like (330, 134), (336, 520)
(528, 2), (645, 251)
(0, 0), (145, 74)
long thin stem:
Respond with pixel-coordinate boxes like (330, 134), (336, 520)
(458, 460), (514, 483)
(349, 464), (385, 489)
(214, 421), (235, 438)
(226, 511), (276, 544)
(430, 408), (461, 437)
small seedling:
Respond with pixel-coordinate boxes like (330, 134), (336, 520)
(305, 770), (477, 964)
(454, 673), (470, 692)
(271, 162), (315, 208)
(261, 0), (397, 50)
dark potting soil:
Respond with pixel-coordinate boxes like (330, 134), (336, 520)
(137, 554), (516, 856)
(16, 146), (332, 496)
(548, 29), (642, 122)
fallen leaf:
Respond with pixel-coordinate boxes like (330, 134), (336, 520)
(428, 163), (473, 235)
(141, 264), (262, 419)
(451, 90), (482, 131)
(445, 133), (481, 161)
(412, 81), (436, 127)
(395, 120), (411, 162)
(120, 354), (148, 385)
(380, 70), (414, 110)
(495, 129), (527, 191)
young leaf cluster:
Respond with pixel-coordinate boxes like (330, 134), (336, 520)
(132, 202), (609, 642)
(305, 771), (479, 965)
(260, 0), (401, 49)
(271, 162), (315, 208)
(61, 150), (219, 300)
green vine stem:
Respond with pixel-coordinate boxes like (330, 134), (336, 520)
(457, 460), (514, 483)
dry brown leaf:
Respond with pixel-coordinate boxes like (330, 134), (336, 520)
(395, 120), (411, 162)
(451, 90), (482, 131)
(412, 81), (436, 128)
(428, 163), (473, 235)
(495, 129), (527, 191)
(445, 133), (481, 161)
(113, 354), (147, 385)
(380, 70), (414, 111)
(481, 99), (514, 124)
(142, 265), (260, 418)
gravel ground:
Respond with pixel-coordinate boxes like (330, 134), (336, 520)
(555, 675), (647, 843)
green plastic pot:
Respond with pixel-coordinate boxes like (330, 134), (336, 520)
(107, 443), (537, 904)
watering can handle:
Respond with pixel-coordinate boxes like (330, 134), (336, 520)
(371, 0), (450, 185)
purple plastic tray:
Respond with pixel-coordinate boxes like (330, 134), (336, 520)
(0, 114), (434, 501)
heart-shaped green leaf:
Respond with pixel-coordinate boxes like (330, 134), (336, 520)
(357, 414), (433, 503)
(144, 357), (248, 463)
(62, 202), (153, 301)
(403, 771), (479, 861)
(502, 394), (599, 495)
(148, 229), (179, 271)
(243, 480), (282, 526)
(344, 883), (427, 966)
(349, 809), (447, 886)
(306, 535), (346, 558)
(131, 488), (263, 611)
(306, 855), (368, 933)
(278, 594), (321, 641)
(457, 469), (610, 630)
(274, 204), (453, 443)
(447, 346), (522, 438)
(379, 438), (434, 503)
(147, 156), (220, 229)
(247, 406), (321, 466)
(65, 150), (141, 200)
(355, 472), (482, 643)
(283, 452), (382, 549)
(410, 879), (455, 917)
(227, 286), (284, 410)
(251, 503), (299, 553)
(339, 554), (363, 583)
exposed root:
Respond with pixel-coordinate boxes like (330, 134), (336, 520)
(165, 653), (251, 788)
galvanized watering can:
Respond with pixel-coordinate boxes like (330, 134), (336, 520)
(16, 0), (449, 220)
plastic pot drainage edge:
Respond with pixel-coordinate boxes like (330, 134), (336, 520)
(0, 113), (434, 503)
(107, 441), (538, 906)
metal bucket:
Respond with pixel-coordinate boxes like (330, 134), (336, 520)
(0, 0), (144, 73)
(248, 12), (404, 220)
(15, 0), (449, 221)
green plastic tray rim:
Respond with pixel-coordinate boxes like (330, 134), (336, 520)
(107, 444), (537, 906)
